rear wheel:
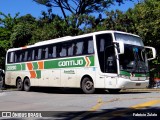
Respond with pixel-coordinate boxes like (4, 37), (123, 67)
(16, 78), (23, 91)
(24, 78), (31, 92)
(108, 89), (121, 94)
(81, 77), (95, 94)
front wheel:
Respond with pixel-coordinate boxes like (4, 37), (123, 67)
(23, 78), (31, 92)
(81, 77), (95, 94)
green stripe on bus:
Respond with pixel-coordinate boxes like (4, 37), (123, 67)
(33, 62), (38, 70)
(21, 63), (25, 70)
(120, 71), (149, 77)
(6, 55), (95, 71)
(6, 64), (21, 71)
(89, 56), (94, 66)
(44, 56), (94, 69)
(36, 70), (41, 78)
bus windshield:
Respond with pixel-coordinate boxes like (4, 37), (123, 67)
(115, 33), (148, 73)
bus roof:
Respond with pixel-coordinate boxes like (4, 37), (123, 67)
(7, 30), (140, 52)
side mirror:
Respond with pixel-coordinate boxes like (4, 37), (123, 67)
(144, 46), (156, 61)
(113, 41), (124, 55)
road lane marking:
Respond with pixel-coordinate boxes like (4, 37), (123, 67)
(71, 97), (104, 120)
(131, 99), (160, 109)
(89, 97), (103, 111)
(71, 98), (121, 120)
(89, 98), (120, 111)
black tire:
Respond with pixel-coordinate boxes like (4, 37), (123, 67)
(81, 77), (95, 94)
(16, 78), (23, 91)
(23, 78), (31, 92)
(108, 89), (121, 94)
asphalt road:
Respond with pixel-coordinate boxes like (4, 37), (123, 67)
(0, 88), (160, 120)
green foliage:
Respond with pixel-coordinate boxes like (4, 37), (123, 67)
(0, 12), (19, 69)
(0, 28), (10, 69)
(10, 23), (34, 47)
(0, 12), (19, 30)
(31, 16), (81, 44)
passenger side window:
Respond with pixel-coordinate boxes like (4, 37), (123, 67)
(68, 43), (75, 56)
(60, 46), (67, 57)
(41, 47), (48, 59)
(7, 52), (15, 63)
(34, 49), (40, 60)
(76, 41), (84, 55)
(88, 40), (94, 54)
(45, 47), (48, 59)
(52, 46), (56, 58)
(24, 51), (28, 61)
(19, 52), (25, 62)
(27, 50), (32, 61)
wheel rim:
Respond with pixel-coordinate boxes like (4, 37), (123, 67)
(85, 81), (93, 91)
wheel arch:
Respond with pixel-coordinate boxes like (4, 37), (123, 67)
(23, 76), (30, 82)
(80, 74), (94, 88)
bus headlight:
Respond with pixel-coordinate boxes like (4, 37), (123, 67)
(119, 75), (130, 79)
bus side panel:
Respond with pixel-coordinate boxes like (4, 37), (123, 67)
(38, 70), (49, 86)
(76, 67), (96, 88)
(5, 71), (12, 85)
(61, 68), (77, 87)
(60, 67), (96, 88)
(40, 69), (61, 87)
(95, 73), (105, 88)
(49, 69), (61, 87)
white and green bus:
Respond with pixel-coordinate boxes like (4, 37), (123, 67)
(5, 30), (156, 93)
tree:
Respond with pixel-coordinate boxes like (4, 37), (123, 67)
(31, 16), (82, 44)
(17, 14), (36, 24)
(33, 0), (130, 28)
(0, 27), (11, 69)
(0, 12), (20, 69)
(0, 12), (19, 30)
(10, 14), (37, 47)
(10, 23), (34, 47)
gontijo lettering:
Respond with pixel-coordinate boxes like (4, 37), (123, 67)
(58, 59), (83, 67)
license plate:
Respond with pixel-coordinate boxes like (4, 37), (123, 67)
(136, 83), (141, 86)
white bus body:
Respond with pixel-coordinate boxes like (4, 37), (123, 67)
(5, 30), (156, 93)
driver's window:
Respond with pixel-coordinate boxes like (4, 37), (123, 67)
(105, 46), (117, 73)
(96, 33), (117, 73)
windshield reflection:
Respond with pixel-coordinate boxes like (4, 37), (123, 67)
(119, 45), (148, 73)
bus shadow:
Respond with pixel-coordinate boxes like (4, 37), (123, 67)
(3, 86), (151, 94)
(28, 87), (150, 94)
(30, 87), (84, 94)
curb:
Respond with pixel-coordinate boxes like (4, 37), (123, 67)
(122, 88), (160, 92)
